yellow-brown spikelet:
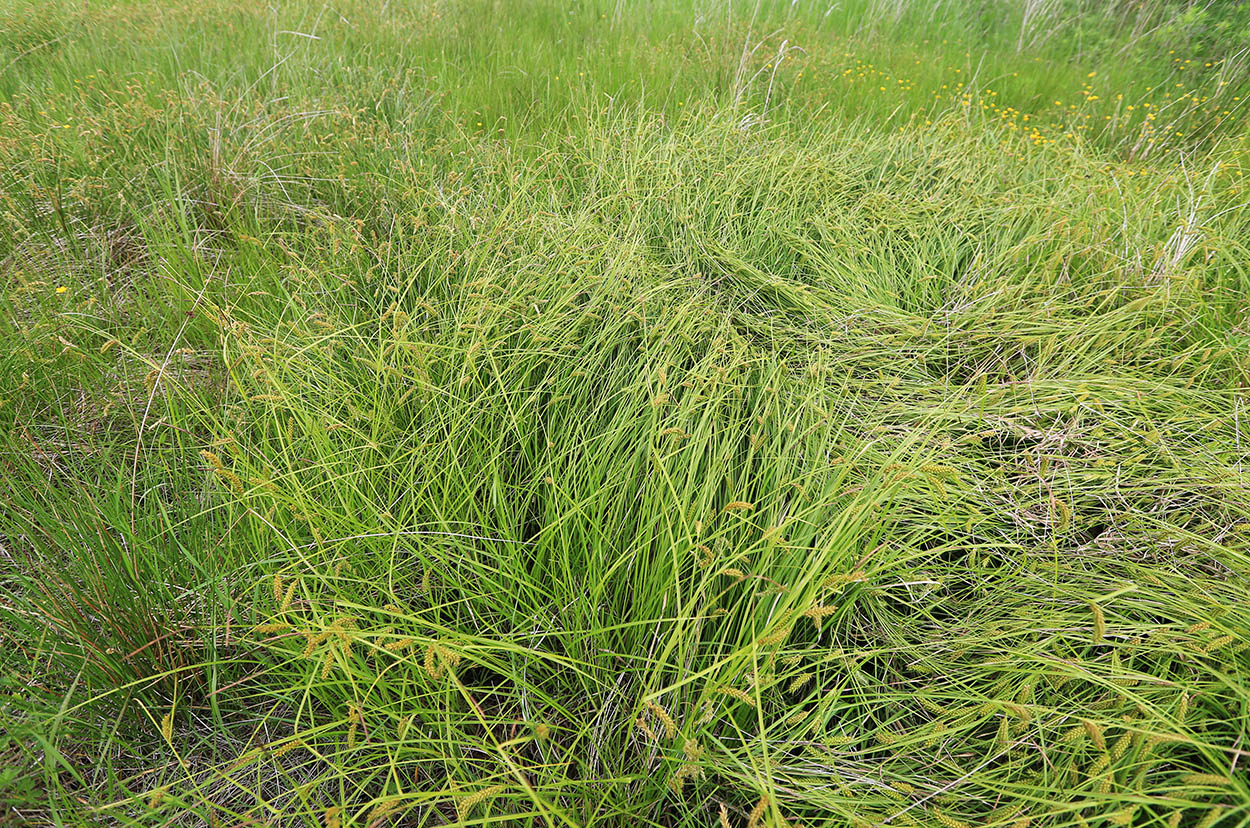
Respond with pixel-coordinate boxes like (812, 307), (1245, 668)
(424, 643), (440, 679)
(1181, 774), (1234, 787)
(160, 710), (173, 744)
(786, 708), (810, 727)
(930, 807), (970, 828)
(647, 701), (678, 739)
(1195, 809), (1227, 828)
(635, 715), (659, 742)
(1107, 807), (1137, 827)
(1003, 702), (1031, 723)
(995, 715), (1011, 749)
(802, 605), (838, 630)
(723, 501), (754, 512)
(1011, 817), (1032, 828)
(682, 738), (703, 761)
(458, 784), (505, 818)
(721, 568), (747, 581)
(787, 673), (813, 694)
(271, 739), (302, 759)
(253, 622), (290, 634)
(1083, 719), (1106, 751)
(1178, 691), (1190, 722)
(385, 637), (417, 652)
(1089, 754), (1111, 777)
(201, 450), (225, 470)
(1110, 732), (1132, 760)
(100, 338), (120, 354)
(1204, 634), (1235, 652)
(320, 647), (335, 679)
(917, 695), (946, 716)
(304, 629), (331, 657)
(716, 686), (757, 706)
(747, 796), (769, 828)
(272, 574), (284, 604)
(757, 623), (792, 647)
(1090, 600), (1106, 644)
(281, 580), (297, 612)
(1186, 621), (1210, 634)
(148, 786), (167, 808)
(720, 803), (732, 828)
(324, 805), (341, 828)
(1167, 812), (1182, 828)
(1061, 724), (1086, 743)
(822, 570), (866, 590)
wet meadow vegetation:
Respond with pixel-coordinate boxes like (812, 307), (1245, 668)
(2, 0), (1250, 825)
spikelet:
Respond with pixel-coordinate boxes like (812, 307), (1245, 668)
(1166, 812), (1181, 828)
(1177, 691), (1190, 722)
(1107, 807), (1137, 826)
(1186, 621), (1210, 634)
(802, 605), (838, 630)
(320, 648), (335, 679)
(785, 708), (810, 727)
(1181, 774), (1233, 787)
(459, 784), (505, 818)
(716, 686), (757, 706)
(424, 643), (440, 679)
(682, 739), (703, 761)
(148, 786), (167, 808)
(723, 501), (755, 512)
(272, 574), (285, 604)
(758, 623), (792, 647)
(1089, 601), (1106, 644)
(281, 580), (297, 612)
(1060, 724), (1086, 743)
(722, 568), (747, 581)
(271, 738), (302, 759)
(1194, 807), (1226, 828)
(253, 622), (290, 634)
(822, 570), (866, 590)
(1011, 817), (1031, 828)
(995, 715), (1011, 749)
(304, 629), (331, 657)
(1003, 702), (1031, 723)
(747, 796), (769, 828)
(647, 701), (678, 739)
(385, 637), (417, 653)
(160, 710), (174, 744)
(930, 807), (969, 828)
(720, 803), (732, 828)
(669, 762), (701, 794)
(635, 715), (659, 742)
(1110, 732), (1132, 760)
(100, 338), (120, 354)
(1203, 634), (1235, 652)
(1083, 719), (1106, 751)
(323, 805), (341, 828)
(787, 673), (813, 694)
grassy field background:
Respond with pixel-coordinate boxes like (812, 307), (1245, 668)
(2, 0), (1250, 825)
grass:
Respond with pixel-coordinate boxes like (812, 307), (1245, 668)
(1, 0), (1249, 826)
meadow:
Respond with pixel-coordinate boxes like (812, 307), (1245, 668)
(1, 0), (1249, 825)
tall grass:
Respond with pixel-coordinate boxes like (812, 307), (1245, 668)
(1, 0), (1248, 826)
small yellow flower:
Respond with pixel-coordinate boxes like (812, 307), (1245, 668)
(56, 286), (68, 294)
